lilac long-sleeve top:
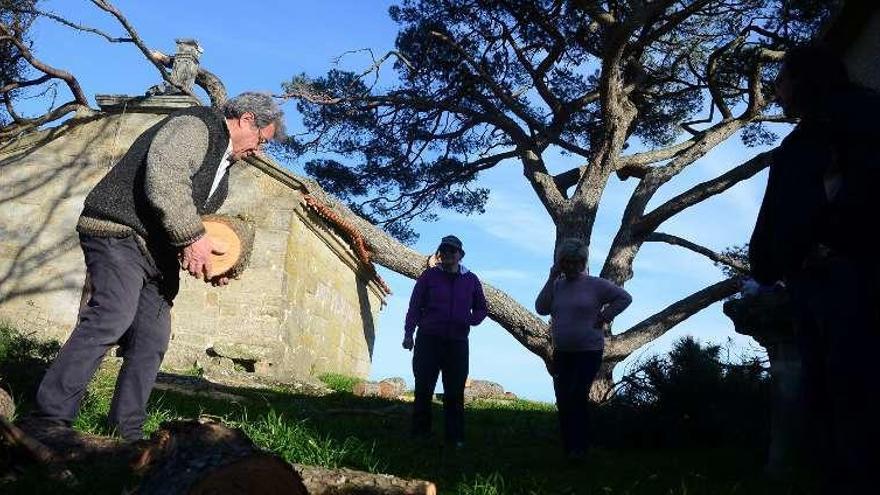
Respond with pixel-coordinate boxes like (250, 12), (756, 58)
(535, 273), (632, 352)
(404, 265), (488, 340)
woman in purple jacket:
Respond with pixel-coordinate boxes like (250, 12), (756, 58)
(535, 238), (632, 459)
(403, 235), (488, 447)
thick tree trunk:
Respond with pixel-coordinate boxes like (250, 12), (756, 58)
(296, 464), (437, 495)
(590, 360), (618, 403)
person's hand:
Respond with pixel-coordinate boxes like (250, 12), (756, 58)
(402, 335), (414, 351)
(180, 235), (226, 281)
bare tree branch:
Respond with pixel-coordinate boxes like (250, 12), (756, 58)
(500, 25), (562, 115)
(705, 33), (747, 120)
(754, 113), (796, 124)
(17, 6), (133, 42)
(428, 29), (544, 134)
(605, 277), (742, 361)
(571, 0), (616, 27)
(89, 0), (199, 101)
(619, 138), (698, 167)
(0, 22), (89, 106)
(0, 73), (52, 94)
(552, 164), (586, 193)
(0, 100), (92, 140)
(646, 232), (749, 274)
(637, 150), (771, 233)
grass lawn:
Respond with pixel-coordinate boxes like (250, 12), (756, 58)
(1, 324), (803, 494)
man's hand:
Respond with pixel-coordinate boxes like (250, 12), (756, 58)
(180, 235), (226, 281)
(402, 335), (414, 351)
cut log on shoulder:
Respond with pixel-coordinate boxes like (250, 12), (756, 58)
(295, 464), (437, 495)
(201, 214), (255, 279)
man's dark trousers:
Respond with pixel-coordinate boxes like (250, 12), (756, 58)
(35, 234), (176, 441)
(411, 333), (469, 443)
(553, 350), (603, 455)
(788, 256), (879, 493)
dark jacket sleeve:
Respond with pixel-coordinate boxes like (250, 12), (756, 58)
(468, 275), (488, 326)
(534, 277), (555, 316)
(749, 126), (830, 284)
(598, 279), (632, 322)
(749, 166), (783, 285)
(404, 271), (429, 337)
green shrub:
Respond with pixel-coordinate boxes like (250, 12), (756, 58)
(0, 321), (61, 410)
(596, 336), (771, 449)
(318, 372), (363, 393)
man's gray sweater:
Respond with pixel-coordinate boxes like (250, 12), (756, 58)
(77, 106), (231, 249)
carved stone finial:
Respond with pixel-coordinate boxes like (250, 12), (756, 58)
(146, 38), (203, 96)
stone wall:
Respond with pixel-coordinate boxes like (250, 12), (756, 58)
(0, 101), (384, 381)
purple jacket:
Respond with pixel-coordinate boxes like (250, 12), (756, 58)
(404, 265), (488, 340)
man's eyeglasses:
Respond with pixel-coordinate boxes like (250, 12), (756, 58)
(256, 127), (269, 147)
(438, 246), (459, 254)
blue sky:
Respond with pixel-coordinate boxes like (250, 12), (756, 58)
(23, 0), (783, 403)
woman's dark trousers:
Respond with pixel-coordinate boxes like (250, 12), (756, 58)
(411, 333), (469, 443)
(553, 350), (603, 455)
(35, 234), (177, 441)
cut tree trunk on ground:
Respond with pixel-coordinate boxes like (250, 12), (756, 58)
(295, 464), (436, 495)
(2, 407), (436, 494)
(0, 388), (13, 419)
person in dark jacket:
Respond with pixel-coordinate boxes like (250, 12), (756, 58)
(535, 238), (631, 459)
(403, 235), (488, 447)
(749, 44), (879, 493)
(25, 93), (284, 441)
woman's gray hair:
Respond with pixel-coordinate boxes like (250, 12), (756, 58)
(555, 237), (588, 262)
(222, 92), (286, 140)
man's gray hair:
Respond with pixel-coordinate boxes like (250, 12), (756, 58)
(555, 237), (588, 262)
(222, 92), (286, 140)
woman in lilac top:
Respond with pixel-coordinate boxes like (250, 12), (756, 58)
(535, 238), (632, 458)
